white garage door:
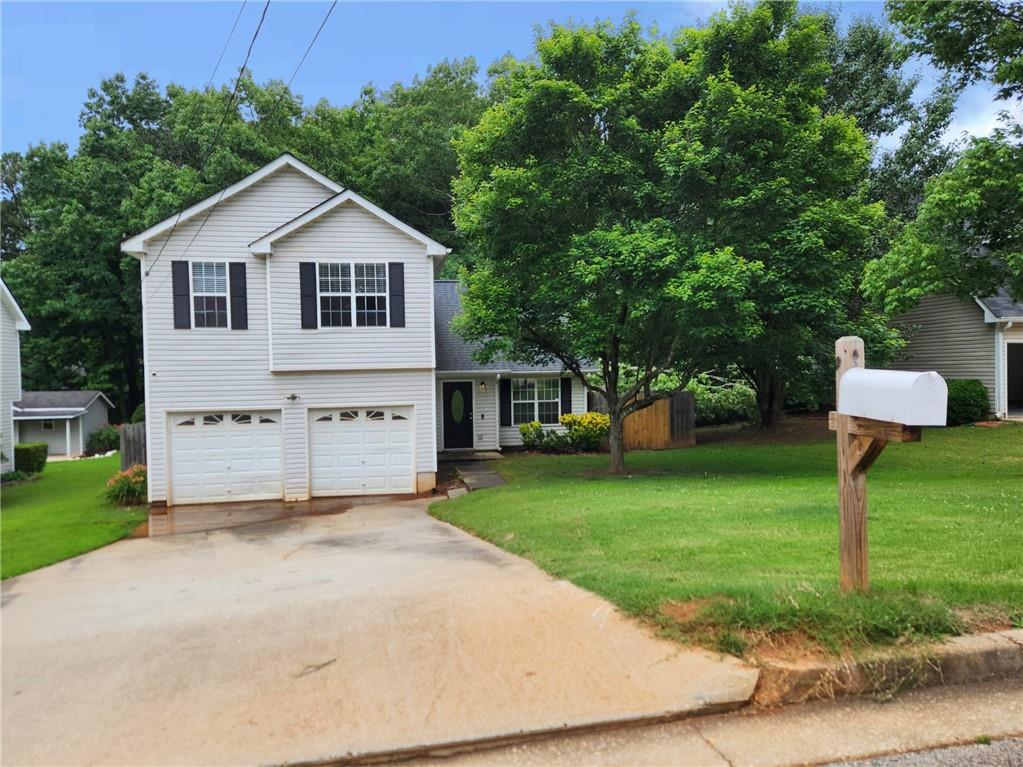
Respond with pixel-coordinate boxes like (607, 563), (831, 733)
(309, 407), (414, 496)
(169, 411), (283, 504)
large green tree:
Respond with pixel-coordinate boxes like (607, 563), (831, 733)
(453, 2), (886, 472)
(865, 0), (1023, 308)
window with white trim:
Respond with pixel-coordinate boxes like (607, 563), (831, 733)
(355, 263), (387, 327)
(316, 262), (387, 327)
(318, 263), (351, 327)
(192, 261), (228, 328)
(512, 378), (561, 425)
(42, 420), (54, 431)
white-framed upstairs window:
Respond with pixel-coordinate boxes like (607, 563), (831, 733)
(354, 263), (387, 327)
(316, 262), (387, 328)
(191, 261), (229, 328)
(318, 263), (352, 327)
(512, 377), (561, 425)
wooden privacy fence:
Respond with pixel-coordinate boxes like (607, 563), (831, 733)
(120, 422), (146, 470)
(588, 390), (696, 450)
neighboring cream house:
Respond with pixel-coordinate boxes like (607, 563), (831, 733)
(122, 154), (586, 506)
(13, 391), (113, 458)
(896, 291), (1023, 419)
(1, 280), (30, 473)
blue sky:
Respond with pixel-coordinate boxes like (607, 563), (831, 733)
(1, 1), (1016, 154)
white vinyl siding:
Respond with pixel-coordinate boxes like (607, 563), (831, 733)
(499, 376), (587, 447)
(1, 303), (22, 471)
(895, 295), (996, 407)
(268, 202), (434, 371)
(139, 166), (438, 503)
(17, 418), (81, 457)
(78, 398), (110, 448)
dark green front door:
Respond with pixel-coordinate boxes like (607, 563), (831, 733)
(443, 381), (473, 449)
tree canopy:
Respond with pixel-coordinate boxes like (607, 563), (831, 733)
(865, 0), (1023, 309)
(453, 1), (890, 472)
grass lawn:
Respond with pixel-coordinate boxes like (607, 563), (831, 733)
(432, 422), (1023, 656)
(2, 455), (146, 579)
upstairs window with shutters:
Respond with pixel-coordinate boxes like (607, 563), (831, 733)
(192, 262), (228, 328)
(354, 263), (387, 326)
(318, 263), (351, 327)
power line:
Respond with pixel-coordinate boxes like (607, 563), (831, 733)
(142, 0), (338, 308)
(144, 0), (271, 280)
(205, 1), (249, 91)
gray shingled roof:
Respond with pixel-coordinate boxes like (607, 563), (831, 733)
(978, 288), (1023, 320)
(434, 281), (570, 374)
(14, 391), (109, 413)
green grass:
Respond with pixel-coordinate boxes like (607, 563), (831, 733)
(2, 455), (146, 579)
(432, 424), (1023, 655)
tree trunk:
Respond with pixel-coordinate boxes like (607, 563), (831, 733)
(607, 406), (626, 474)
(755, 373), (785, 429)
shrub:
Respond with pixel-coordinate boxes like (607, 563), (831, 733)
(14, 443), (48, 475)
(1, 470), (30, 484)
(560, 411), (610, 451)
(130, 403), (146, 424)
(86, 424), (120, 455)
(105, 464), (147, 505)
(946, 379), (990, 425)
(686, 375), (758, 426)
(518, 421), (575, 453)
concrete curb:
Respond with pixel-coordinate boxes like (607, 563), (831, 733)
(754, 628), (1023, 707)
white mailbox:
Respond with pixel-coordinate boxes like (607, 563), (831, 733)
(838, 368), (947, 426)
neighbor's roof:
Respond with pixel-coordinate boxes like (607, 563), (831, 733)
(13, 391), (114, 420)
(977, 288), (1023, 321)
(434, 281), (593, 374)
(120, 154), (342, 255)
(1, 279), (30, 331)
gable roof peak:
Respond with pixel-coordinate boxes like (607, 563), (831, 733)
(120, 154), (342, 256)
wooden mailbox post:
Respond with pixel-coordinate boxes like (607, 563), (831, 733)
(830, 337), (947, 593)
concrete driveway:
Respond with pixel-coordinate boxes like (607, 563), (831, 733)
(2, 499), (757, 766)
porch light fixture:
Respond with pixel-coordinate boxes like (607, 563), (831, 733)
(479, 381), (487, 392)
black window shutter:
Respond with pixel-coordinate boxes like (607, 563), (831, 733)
(499, 378), (512, 427)
(388, 262), (405, 327)
(171, 261), (191, 329)
(229, 262), (247, 330)
(299, 262), (317, 329)
(560, 377), (573, 415)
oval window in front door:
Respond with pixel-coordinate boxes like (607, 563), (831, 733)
(451, 389), (465, 422)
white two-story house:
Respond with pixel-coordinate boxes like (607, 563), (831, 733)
(123, 154), (586, 506)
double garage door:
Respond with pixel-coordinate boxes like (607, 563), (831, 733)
(168, 406), (413, 504)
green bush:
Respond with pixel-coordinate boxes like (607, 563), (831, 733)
(560, 411), (610, 451)
(946, 379), (990, 425)
(518, 421), (574, 453)
(686, 375), (758, 426)
(14, 443), (48, 475)
(130, 403), (145, 424)
(1, 470), (30, 484)
(86, 425), (120, 455)
(105, 464), (147, 505)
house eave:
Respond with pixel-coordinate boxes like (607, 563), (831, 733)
(120, 154), (343, 257)
(247, 189), (451, 257)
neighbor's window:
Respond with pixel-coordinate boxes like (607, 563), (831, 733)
(192, 261), (228, 328)
(318, 263), (351, 327)
(511, 378), (561, 425)
(354, 263), (387, 327)
(42, 420), (54, 431)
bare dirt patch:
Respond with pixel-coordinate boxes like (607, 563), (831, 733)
(746, 630), (832, 664)
(661, 597), (720, 624)
(955, 606), (1014, 633)
(697, 413), (831, 445)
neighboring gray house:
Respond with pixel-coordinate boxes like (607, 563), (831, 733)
(121, 154), (587, 506)
(1, 281), (31, 472)
(13, 391), (114, 458)
(895, 291), (1023, 419)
